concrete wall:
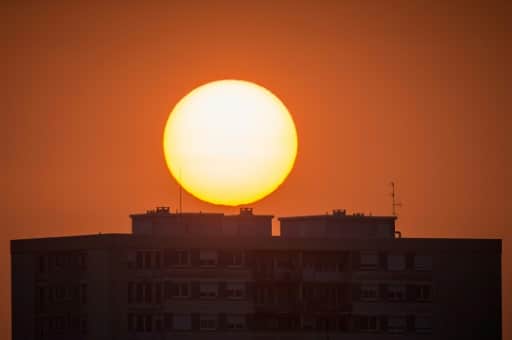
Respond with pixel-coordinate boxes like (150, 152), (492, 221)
(11, 235), (501, 340)
(87, 249), (111, 340)
(11, 252), (35, 340)
(434, 246), (501, 339)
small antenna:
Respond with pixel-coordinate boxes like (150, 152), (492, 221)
(390, 181), (402, 217)
(179, 168), (183, 214)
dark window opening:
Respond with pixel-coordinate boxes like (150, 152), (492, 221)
(136, 283), (143, 304)
(80, 284), (87, 304)
(136, 315), (144, 332)
(136, 252), (143, 269)
(155, 251), (161, 268)
(128, 282), (134, 304)
(155, 283), (162, 304)
(144, 284), (152, 304)
(144, 252), (152, 269)
(145, 315), (153, 332)
(128, 314), (135, 332)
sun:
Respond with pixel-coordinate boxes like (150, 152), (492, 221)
(163, 80), (298, 206)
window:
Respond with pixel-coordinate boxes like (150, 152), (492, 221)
(71, 315), (80, 331)
(144, 283), (152, 304)
(176, 250), (189, 266)
(315, 263), (338, 273)
(227, 315), (246, 330)
(338, 315), (349, 331)
(56, 286), (66, 300)
(275, 254), (294, 269)
(359, 315), (378, 332)
(315, 317), (333, 331)
(128, 282), (134, 304)
(47, 286), (54, 303)
(54, 285), (74, 301)
(80, 316), (88, 335)
(415, 316), (432, 333)
(144, 315), (152, 332)
(128, 314), (135, 332)
(55, 254), (64, 269)
(255, 287), (265, 305)
(37, 286), (45, 312)
(200, 283), (218, 298)
(302, 316), (315, 330)
(360, 251), (378, 271)
(226, 282), (245, 299)
(129, 314), (154, 333)
(388, 254), (406, 271)
(200, 315), (217, 330)
(154, 251), (161, 268)
(136, 252), (143, 269)
(136, 283), (143, 303)
(388, 316), (406, 333)
(414, 255), (432, 271)
(173, 314), (191, 330)
(73, 285), (80, 301)
(56, 316), (65, 330)
(155, 319), (162, 332)
(136, 315), (144, 332)
(164, 313), (172, 331)
(133, 282), (156, 304)
(200, 250), (218, 266)
(155, 283), (162, 304)
(360, 284), (379, 301)
(80, 284), (87, 304)
(228, 251), (244, 267)
(166, 282), (189, 299)
(144, 252), (152, 269)
(164, 249), (190, 266)
(387, 285), (405, 301)
(417, 285), (432, 301)
(39, 255), (46, 273)
(79, 253), (87, 270)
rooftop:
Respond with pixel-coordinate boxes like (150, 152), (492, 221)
(10, 232), (502, 254)
(279, 209), (397, 221)
(130, 207), (273, 218)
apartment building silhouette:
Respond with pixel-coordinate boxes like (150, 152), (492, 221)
(11, 207), (502, 340)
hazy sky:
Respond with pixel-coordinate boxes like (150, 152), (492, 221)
(2, 1), (511, 339)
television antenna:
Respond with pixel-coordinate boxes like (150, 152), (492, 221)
(390, 181), (402, 217)
(179, 168), (183, 214)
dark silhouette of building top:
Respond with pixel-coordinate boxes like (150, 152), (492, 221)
(280, 209), (397, 239)
(130, 207), (273, 237)
(10, 207), (502, 340)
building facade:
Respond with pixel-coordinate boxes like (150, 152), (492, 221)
(11, 207), (502, 340)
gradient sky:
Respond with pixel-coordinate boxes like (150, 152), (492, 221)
(2, 1), (511, 339)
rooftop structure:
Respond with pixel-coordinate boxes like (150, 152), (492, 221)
(280, 209), (397, 239)
(11, 207), (502, 340)
(130, 207), (273, 237)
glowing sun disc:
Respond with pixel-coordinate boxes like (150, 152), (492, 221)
(163, 80), (298, 206)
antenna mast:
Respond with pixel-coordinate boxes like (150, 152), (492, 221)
(179, 168), (183, 214)
(390, 181), (402, 217)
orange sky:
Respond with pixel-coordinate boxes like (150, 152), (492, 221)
(2, 1), (511, 339)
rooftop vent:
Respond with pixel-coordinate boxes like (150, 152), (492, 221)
(146, 206), (171, 215)
(332, 209), (346, 216)
(240, 207), (253, 216)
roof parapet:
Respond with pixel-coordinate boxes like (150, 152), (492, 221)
(145, 206), (171, 215)
(240, 207), (254, 216)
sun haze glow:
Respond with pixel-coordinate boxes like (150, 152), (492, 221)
(163, 80), (298, 206)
